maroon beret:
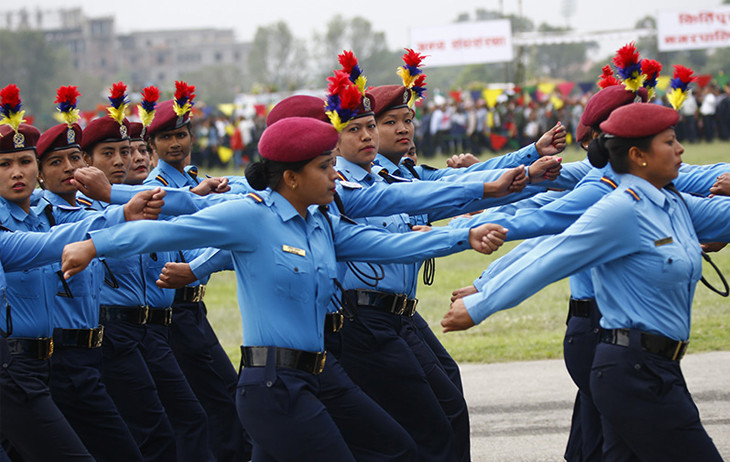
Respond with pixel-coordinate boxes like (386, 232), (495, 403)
(81, 117), (131, 152)
(37, 123), (82, 159)
(581, 86), (648, 128)
(129, 122), (144, 141)
(266, 95), (329, 126)
(0, 124), (40, 153)
(146, 100), (190, 140)
(600, 103), (679, 138)
(575, 122), (591, 144)
(259, 117), (338, 163)
(370, 85), (411, 117)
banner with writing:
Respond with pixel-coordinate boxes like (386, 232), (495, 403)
(410, 20), (513, 67)
(658, 7), (730, 51)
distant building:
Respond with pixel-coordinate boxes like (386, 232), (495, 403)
(0, 7), (251, 89)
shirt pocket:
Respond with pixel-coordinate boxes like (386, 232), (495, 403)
(273, 250), (311, 303)
(7, 268), (41, 300)
(652, 243), (694, 288)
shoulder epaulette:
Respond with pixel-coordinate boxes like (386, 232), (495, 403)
(421, 164), (438, 171)
(624, 188), (641, 201)
(335, 170), (347, 181)
(247, 192), (264, 203)
(0, 225), (13, 232)
(76, 197), (93, 207)
(155, 175), (169, 187)
(600, 176), (618, 190)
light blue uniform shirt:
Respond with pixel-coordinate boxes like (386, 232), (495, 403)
(89, 190), (472, 352)
(77, 194), (177, 308)
(403, 143), (540, 180)
(463, 174), (730, 341)
(145, 158), (199, 189)
(0, 197), (121, 338)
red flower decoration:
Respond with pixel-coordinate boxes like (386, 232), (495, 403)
(641, 59), (662, 79)
(109, 81), (127, 100)
(673, 64), (695, 84)
(0, 84), (21, 108)
(612, 42), (640, 69)
(54, 85), (81, 105)
(402, 48), (426, 68)
(338, 50), (358, 74)
(413, 74), (427, 88)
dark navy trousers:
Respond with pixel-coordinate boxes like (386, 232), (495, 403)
(562, 299), (603, 462)
(236, 353), (417, 462)
(50, 346), (143, 461)
(101, 318), (215, 462)
(339, 308), (460, 462)
(591, 336), (723, 462)
(168, 301), (252, 461)
(0, 338), (93, 462)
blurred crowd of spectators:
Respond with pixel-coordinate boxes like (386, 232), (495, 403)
(188, 84), (730, 169)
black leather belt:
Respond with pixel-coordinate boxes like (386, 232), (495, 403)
(147, 307), (173, 326)
(344, 289), (418, 317)
(174, 285), (206, 303)
(568, 299), (592, 318)
(53, 326), (104, 349)
(324, 312), (344, 333)
(600, 328), (689, 362)
(6, 337), (54, 359)
(100, 305), (150, 325)
(240, 346), (327, 375)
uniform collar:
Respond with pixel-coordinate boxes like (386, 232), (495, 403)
(157, 159), (194, 187)
(268, 190), (304, 223)
(619, 174), (669, 208)
(335, 156), (372, 183)
(0, 195), (39, 226)
(373, 153), (400, 174)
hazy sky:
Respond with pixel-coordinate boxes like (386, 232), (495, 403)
(15, 0), (725, 50)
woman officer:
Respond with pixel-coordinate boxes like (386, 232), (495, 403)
(442, 102), (730, 461)
(61, 116), (510, 462)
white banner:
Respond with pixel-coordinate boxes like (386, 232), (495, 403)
(657, 7), (730, 51)
(409, 20), (513, 67)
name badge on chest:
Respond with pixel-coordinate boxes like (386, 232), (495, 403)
(282, 245), (306, 257)
(654, 236), (674, 247)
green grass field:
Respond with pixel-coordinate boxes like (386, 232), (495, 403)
(204, 141), (730, 364)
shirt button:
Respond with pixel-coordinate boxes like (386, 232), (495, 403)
(266, 381), (273, 387)
(382, 222), (387, 227)
(634, 363), (641, 371)
(457, 241), (464, 245)
(1, 363), (7, 368)
(294, 267), (299, 272)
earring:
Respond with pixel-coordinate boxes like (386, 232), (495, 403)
(641, 162), (647, 167)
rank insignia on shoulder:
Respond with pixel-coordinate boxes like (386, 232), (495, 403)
(282, 245), (305, 257)
(654, 236), (674, 247)
(155, 175), (169, 187)
(76, 197), (93, 207)
(624, 188), (640, 201)
(247, 192), (263, 203)
(57, 204), (81, 211)
(338, 180), (363, 189)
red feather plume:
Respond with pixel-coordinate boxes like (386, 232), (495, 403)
(141, 86), (160, 104)
(402, 48), (426, 68)
(598, 65), (621, 89)
(0, 84), (21, 108)
(54, 85), (81, 105)
(612, 42), (640, 69)
(326, 70), (353, 95)
(110, 82), (127, 100)
(673, 64), (695, 84)
(174, 81), (196, 102)
(338, 50), (358, 74)
(339, 85), (362, 110)
(641, 59), (662, 78)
